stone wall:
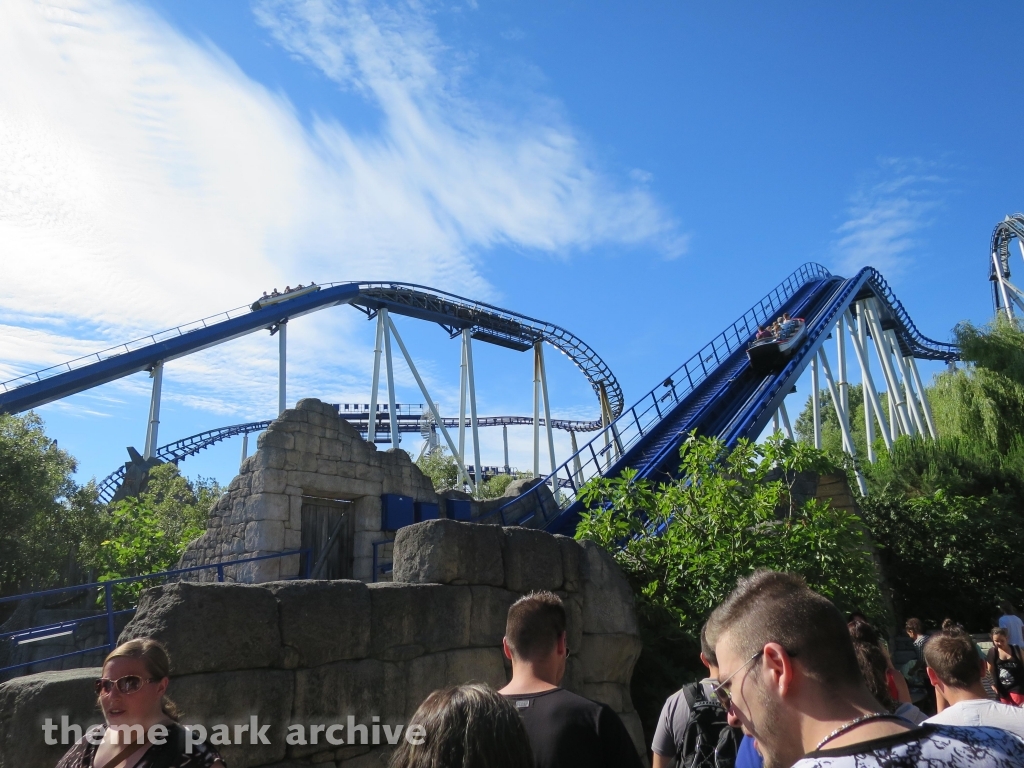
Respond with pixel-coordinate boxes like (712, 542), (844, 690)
(179, 398), (552, 582)
(0, 520), (645, 768)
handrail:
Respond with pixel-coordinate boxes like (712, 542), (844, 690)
(0, 549), (310, 677)
(480, 262), (834, 526)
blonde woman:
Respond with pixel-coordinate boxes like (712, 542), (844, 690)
(55, 638), (223, 768)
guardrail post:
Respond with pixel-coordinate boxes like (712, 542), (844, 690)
(103, 584), (115, 652)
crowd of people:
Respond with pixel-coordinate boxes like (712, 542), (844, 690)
(53, 576), (1024, 768)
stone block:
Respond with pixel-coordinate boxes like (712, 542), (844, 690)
(245, 493), (291, 522)
(355, 463), (384, 483)
(259, 430), (295, 451)
(251, 469), (289, 495)
(254, 447), (288, 470)
(563, 592), (584, 652)
(353, 557), (372, 582)
(579, 540), (637, 635)
(285, 451), (319, 474)
(576, 633), (642, 685)
(368, 583), (471, 660)
(0, 667), (103, 768)
(391, 521), (504, 587)
(284, 528), (302, 550)
(118, 583), (282, 675)
(246, 520), (285, 552)
(354, 497), (382, 532)
(340, 750), (390, 768)
(443, 647), (507, 689)
(280, 409), (309, 423)
(297, 398), (336, 416)
(292, 660), (405, 758)
(268, 580), (371, 666)
(502, 527), (563, 592)
(555, 535), (582, 592)
(468, 586), (518, 647)
(293, 433), (321, 455)
(173, 668), (293, 768)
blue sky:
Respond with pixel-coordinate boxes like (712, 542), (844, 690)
(1, 0), (1020, 488)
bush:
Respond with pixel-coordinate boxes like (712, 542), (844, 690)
(574, 433), (886, 741)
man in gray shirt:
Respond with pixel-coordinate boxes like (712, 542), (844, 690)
(652, 625), (740, 768)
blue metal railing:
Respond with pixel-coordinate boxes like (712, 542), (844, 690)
(481, 263), (833, 527)
(0, 549), (310, 676)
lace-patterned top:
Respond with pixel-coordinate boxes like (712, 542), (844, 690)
(55, 724), (224, 768)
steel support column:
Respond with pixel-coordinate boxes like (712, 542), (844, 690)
(144, 361), (164, 460)
(387, 316), (474, 492)
(458, 332), (469, 486)
(908, 356), (938, 439)
(570, 430), (583, 487)
(864, 300), (913, 438)
(994, 250), (1015, 320)
(464, 330), (482, 489)
(278, 322), (287, 415)
(836, 319), (849, 415)
(368, 311), (385, 443)
(533, 344), (541, 477)
(845, 311), (892, 454)
(381, 308), (400, 448)
(536, 342), (559, 493)
(240, 432), (248, 467)
(779, 401), (794, 441)
(811, 356), (821, 450)
(818, 350), (868, 495)
(502, 424), (510, 474)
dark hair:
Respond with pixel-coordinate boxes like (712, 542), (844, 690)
(905, 618), (923, 635)
(103, 638), (180, 720)
(706, 570), (861, 689)
(851, 637), (895, 712)
(700, 623), (717, 667)
(992, 627), (1009, 639)
(389, 684), (534, 768)
(848, 619), (884, 648)
(924, 630), (981, 689)
(505, 592), (566, 662)
(1000, 601), (1016, 615)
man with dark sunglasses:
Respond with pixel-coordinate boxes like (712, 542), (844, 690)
(707, 570), (1024, 768)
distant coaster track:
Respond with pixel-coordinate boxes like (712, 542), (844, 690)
(0, 281), (622, 427)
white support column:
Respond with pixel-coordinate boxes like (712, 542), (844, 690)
(779, 401), (794, 441)
(598, 380), (622, 458)
(278, 322), (287, 415)
(536, 342), (559, 493)
(533, 343), (541, 477)
(886, 330), (925, 437)
(240, 432), (249, 468)
(381, 308), (399, 448)
(836, 319), (848, 415)
(772, 410), (781, 434)
(818, 350), (869, 495)
(570, 430), (583, 487)
(502, 424), (510, 473)
(457, 332), (469, 486)
(854, 307), (876, 462)
(811, 355), (821, 450)
(143, 361), (164, 460)
(908, 356), (938, 439)
(387, 316), (475, 492)
(864, 300), (913, 438)
(368, 312), (385, 443)
(994, 250), (1015, 320)
(846, 310), (891, 454)
(882, 329), (919, 437)
(464, 330), (482, 489)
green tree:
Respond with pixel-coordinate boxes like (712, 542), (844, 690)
(96, 463), (220, 604)
(416, 447), (460, 492)
(575, 433), (886, 740)
(859, 489), (1024, 629)
(0, 412), (105, 596)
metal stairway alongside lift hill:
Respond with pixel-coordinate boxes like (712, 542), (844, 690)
(484, 262), (958, 534)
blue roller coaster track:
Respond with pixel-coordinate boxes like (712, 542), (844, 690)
(484, 263), (958, 534)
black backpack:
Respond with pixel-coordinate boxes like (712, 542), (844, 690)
(675, 682), (742, 768)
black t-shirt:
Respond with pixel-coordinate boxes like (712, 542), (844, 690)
(503, 688), (643, 768)
(987, 646), (1024, 696)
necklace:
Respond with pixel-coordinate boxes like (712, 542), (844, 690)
(814, 712), (906, 751)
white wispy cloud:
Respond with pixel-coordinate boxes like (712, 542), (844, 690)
(0, 0), (683, 422)
(831, 158), (943, 277)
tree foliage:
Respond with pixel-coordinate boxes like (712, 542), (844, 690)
(0, 412), (105, 596)
(574, 433), (886, 739)
(416, 447), (460, 492)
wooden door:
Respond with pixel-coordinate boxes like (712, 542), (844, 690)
(301, 498), (353, 580)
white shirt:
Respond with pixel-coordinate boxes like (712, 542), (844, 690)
(792, 724), (1024, 768)
(1000, 614), (1024, 647)
(926, 698), (1024, 739)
